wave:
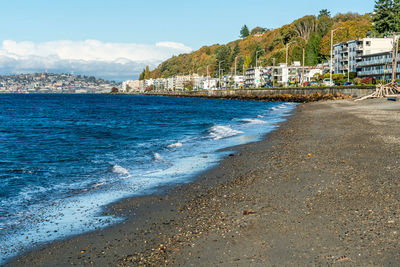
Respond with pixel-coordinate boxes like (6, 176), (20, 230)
(167, 142), (182, 148)
(209, 125), (243, 140)
(111, 165), (130, 178)
(153, 152), (163, 160)
(234, 118), (267, 125)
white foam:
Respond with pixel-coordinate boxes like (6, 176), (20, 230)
(167, 142), (182, 148)
(235, 118), (267, 125)
(209, 125), (243, 140)
(111, 165), (130, 178)
(153, 152), (163, 160)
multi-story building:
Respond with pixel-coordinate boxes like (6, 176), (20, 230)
(334, 38), (393, 75)
(122, 80), (140, 92)
(202, 78), (218, 90)
(357, 51), (400, 81)
(245, 67), (262, 88)
(154, 78), (167, 91)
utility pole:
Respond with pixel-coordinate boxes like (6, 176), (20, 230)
(391, 34), (399, 84)
(243, 64), (246, 89)
(206, 65), (209, 90)
(330, 27), (343, 86)
(272, 58), (276, 88)
(234, 56), (238, 89)
(347, 45), (350, 83)
(218, 61), (224, 90)
(302, 48), (305, 86)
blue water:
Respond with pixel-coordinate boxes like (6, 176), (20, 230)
(0, 94), (296, 263)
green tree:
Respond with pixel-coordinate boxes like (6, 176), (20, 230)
(237, 56), (245, 73)
(240, 25), (250, 38)
(215, 45), (231, 74)
(305, 33), (322, 65)
(317, 15), (333, 36)
(372, 0), (400, 34)
(139, 69), (145, 80)
(318, 9), (331, 18)
(143, 65), (151, 80)
(230, 42), (241, 64)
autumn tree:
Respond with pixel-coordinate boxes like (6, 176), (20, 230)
(250, 26), (265, 35)
(293, 15), (318, 40)
(244, 55), (252, 69)
(240, 25), (250, 38)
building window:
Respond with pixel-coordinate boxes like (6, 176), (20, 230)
(366, 41), (371, 46)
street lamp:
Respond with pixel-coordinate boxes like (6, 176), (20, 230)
(218, 60), (224, 89)
(286, 41), (296, 65)
(330, 27), (343, 85)
(234, 56), (238, 89)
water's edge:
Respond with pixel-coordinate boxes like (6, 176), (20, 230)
(2, 98), (299, 265)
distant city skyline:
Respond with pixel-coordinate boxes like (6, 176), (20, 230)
(0, 0), (376, 80)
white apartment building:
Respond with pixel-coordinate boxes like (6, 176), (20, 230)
(154, 78), (167, 91)
(334, 38), (393, 75)
(167, 77), (175, 90)
(245, 67), (262, 88)
(202, 78), (218, 90)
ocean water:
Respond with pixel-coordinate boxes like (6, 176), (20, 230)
(0, 94), (296, 263)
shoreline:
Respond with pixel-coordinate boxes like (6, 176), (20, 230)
(6, 98), (400, 266)
(3, 100), (297, 266)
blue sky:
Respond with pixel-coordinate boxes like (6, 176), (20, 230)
(0, 0), (376, 80)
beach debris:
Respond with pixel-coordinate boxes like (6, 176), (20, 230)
(308, 153), (313, 157)
(243, 210), (257, 216)
(80, 250), (86, 254)
(334, 255), (352, 263)
(356, 34), (400, 101)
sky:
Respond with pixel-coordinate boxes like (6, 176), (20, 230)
(0, 0), (376, 80)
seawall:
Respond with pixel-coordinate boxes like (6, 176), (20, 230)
(143, 87), (375, 102)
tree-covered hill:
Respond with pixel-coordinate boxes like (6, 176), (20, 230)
(148, 11), (373, 79)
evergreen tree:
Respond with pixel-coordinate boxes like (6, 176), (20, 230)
(305, 33), (322, 65)
(318, 9), (331, 18)
(240, 25), (250, 38)
(139, 69), (145, 80)
(144, 65), (151, 79)
(230, 42), (241, 64)
(372, 0), (400, 34)
(215, 45), (231, 74)
(237, 56), (245, 74)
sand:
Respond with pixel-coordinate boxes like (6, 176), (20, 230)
(5, 98), (400, 266)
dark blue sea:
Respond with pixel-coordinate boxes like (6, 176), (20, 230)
(0, 94), (296, 263)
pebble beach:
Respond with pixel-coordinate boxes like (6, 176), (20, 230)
(6, 98), (400, 266)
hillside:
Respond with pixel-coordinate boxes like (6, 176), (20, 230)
(149, 12), (372, 79)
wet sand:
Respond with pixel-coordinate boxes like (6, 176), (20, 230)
(5, 98), (400, 266)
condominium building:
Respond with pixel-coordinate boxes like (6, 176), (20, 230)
(334, 38), (393, 75)
(357, 51), (400, 81)
(154, 78), (167, 91)
(245, 67), (262, 88)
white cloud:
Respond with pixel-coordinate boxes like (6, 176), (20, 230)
(0, 40), (192, 80)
